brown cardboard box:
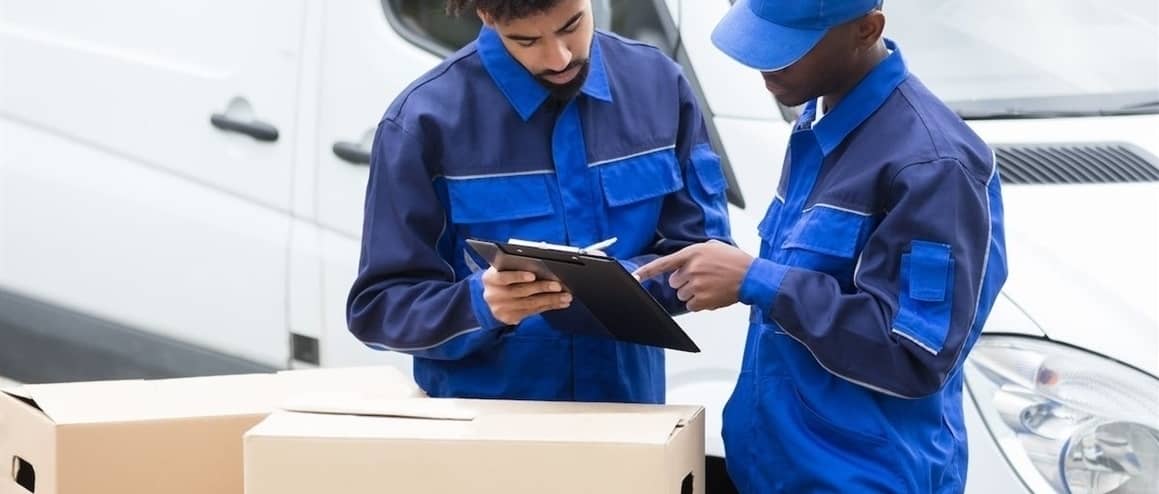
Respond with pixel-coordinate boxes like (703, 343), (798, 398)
(0, 366), (422, 494)
(244, 397), (706, 494)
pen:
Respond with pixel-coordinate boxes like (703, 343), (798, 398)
(582, 237), (618, 253)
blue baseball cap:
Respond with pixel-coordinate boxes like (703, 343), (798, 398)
(712, 0), (882, 71)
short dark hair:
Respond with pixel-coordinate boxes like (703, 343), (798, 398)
(446, 0), (564, 22)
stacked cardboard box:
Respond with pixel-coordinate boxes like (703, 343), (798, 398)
(244, 396), (705, 494)
(1, 366), (706, 494)
(0, 366), (421, 494)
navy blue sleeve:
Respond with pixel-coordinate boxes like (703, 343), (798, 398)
(629, 73), (734, 313)
(346, 119), (507, 360)
(739, 159), (1006, 398)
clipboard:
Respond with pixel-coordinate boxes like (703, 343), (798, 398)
(466, 238), (700, 353)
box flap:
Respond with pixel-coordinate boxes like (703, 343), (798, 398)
(286, 395), (697, 420)
(270, 397), (694, 445)
(12, 365), (420, 425)
(248, 410), (478, 441)
(3, 385), (33, 400)
(472, 412), (684, 445)
(14, 379), (145, 423)
(274, 365), (424, 399)
(283, 396), (476, 420)
(17, 375), (276, 424)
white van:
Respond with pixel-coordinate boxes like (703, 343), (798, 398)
(1, 1), (1156, 492)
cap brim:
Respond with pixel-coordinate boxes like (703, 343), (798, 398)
(711, 0), (827, 71)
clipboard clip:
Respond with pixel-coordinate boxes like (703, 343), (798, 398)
(507, 237), (617, 257)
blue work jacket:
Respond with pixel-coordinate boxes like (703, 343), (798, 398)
(722, 41), (1008, 493)
(347, 27), (732, 403)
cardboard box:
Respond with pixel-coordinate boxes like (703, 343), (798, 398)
(0, 366), (422, 494)
(244, 397), (705, 494)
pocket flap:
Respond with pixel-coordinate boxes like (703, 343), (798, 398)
(908, 240), (952, 302)
(782, 206), (869, 258)
(757, 198), (784, 241)
(893, 241), (956, 355)
(691, 144), (727, 195)
(446, 173), (555, 224)
(597, 147), (683, 207)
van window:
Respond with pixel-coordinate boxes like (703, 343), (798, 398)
(381, 0), (746, 209)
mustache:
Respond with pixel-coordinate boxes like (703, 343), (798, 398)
(537, 59), (586, 77)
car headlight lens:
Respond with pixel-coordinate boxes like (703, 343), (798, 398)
(965, 336), (1159, 493)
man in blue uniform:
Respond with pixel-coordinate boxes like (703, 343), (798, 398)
(347, 0), (731, 404)
(633, 0), (1008, 491)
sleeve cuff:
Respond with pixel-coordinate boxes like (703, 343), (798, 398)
(739, 258), (790, 308)
(467, 270), (509, 331)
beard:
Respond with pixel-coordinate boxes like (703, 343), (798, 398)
(535, 59), (591, 102)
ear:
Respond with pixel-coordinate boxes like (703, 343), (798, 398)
(477, 8), (496, 27)
(855, 10), (886, 48)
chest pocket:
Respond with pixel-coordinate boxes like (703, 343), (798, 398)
(445, 172), (564, 245)
(596, 147), (684, 245)
(778, 205), (873, 283)
(757, 198), (784, 254)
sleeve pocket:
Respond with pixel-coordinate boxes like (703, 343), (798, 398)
(892, 240), (955, 354)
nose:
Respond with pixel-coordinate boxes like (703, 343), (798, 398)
(543, 40), (572, 72)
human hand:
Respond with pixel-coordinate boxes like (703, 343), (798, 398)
(633, 240), (754, 311)
(482, 268), (572, 325)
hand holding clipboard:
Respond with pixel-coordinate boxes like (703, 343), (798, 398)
(467, 238), (700, 353)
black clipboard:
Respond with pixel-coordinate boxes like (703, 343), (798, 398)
(466, 238), (700, 353)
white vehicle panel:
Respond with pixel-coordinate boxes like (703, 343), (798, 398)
(0, 0), (306, 211)
(0, 121), (290, 365)
(320, 227), (411, 371)
(314, 1), (442, 238)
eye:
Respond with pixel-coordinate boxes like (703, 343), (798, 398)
(517, 39), (536, 48)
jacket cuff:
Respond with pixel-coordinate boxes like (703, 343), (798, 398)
(739, 258), (790, 309)
(468, 270), (510, 331)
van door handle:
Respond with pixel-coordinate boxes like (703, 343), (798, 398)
(210, 113), (279, 142)
(332, 141), (371, 165)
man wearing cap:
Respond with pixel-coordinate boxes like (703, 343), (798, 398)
(632, 0), (1008, 491)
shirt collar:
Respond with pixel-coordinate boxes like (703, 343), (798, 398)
(799, 39), (909, 156)
(477, 26), (613, 121)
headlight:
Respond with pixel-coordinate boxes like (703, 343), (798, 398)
(965, 336), (1159, 494)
